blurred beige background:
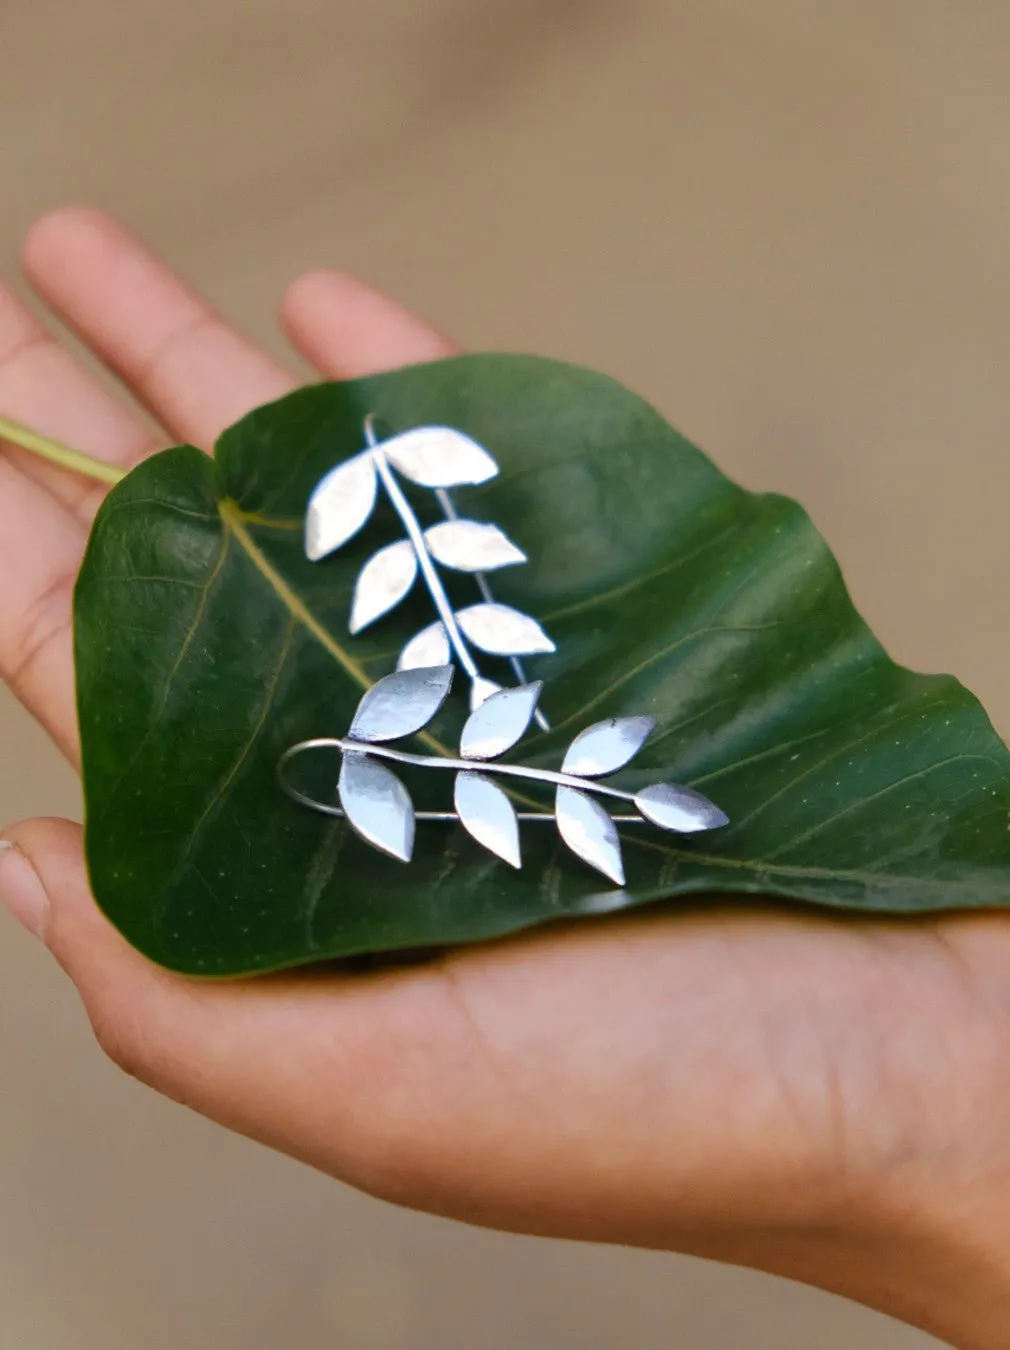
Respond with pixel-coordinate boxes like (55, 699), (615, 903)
(5, 0), (1010, 1344)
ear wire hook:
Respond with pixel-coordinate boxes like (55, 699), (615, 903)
(278, 665), (729, 883)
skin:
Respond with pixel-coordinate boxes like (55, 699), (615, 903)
(1, 208), (1009, 1347)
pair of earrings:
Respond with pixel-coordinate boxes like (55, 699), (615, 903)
(279, 417), (728, 887)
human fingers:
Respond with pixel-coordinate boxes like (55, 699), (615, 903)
(0, 278), (162, 523)
(0, 814), (494, 1209)
(23, 208), (296, 449)
(2, 206), (302, 757)
(281, 268), (456, 378)
(0, 458), (83, 759)
(0, 273), (161, 757)
(0, 812), (843, 1248)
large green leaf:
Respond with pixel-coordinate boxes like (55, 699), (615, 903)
(74, 355), (1010, 976)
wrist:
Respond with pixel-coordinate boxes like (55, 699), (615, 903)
(656, 1152), (1010, 1348)
(865, 1182), (1010, 1347)
(742, 1171), (1010, 1347)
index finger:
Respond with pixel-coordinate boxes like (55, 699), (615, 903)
(23, 209), (296, 448)
(0, 210), (300, 760)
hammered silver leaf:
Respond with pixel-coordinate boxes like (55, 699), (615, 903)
(562, 715), (656, 778)
(304, 452), (377, 561)
(383, 426), (499, 488)
(634, 782), (730, 833)
(349, 539), (418, 634)
(460, 682), (543, 760)
(456, 602), (556, 657)
(555, 785), (626, 886)
(423, 519), (526, 572)
(338, 753), (415, 862)
(396, 621), (451, 672)
(453, 770), (522, 869)
(348, 665), (454, 743)
(470, 676), (502, 711)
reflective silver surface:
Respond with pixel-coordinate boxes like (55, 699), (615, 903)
(432, 485), (549, 733)
(423, 519), (526, 572)
(562, 715), (657, 778)
(554, 785), (626, 887)
(348, 538), (418, 634)
(459, 682), (543, 760)
(304, 418), (555, 720)
(338, 751), (416, 862)
(304, 451), (377, 561)
(370, 447), (481, 683)
(456, 602), (556, 657)
(382, 425), (499, 488)
(281, 666), (729, 886)
(634, 782), (730, 833)
(453, 770), (522, 869)
(347, 664), (454, 743)
(468, 675), (503, 711)
(397, 621), (451, 672)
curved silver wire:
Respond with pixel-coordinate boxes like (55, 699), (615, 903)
(277, 738), (642, 824)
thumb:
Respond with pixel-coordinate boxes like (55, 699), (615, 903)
(1, 815), (166, 992)
(0, 816), (223, 1087)
(0, 817), (427, 1199)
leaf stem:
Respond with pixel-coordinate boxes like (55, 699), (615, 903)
(320, 736), (639, 805)
(0, 415), (124, 486)
(368, 440), (482, 684)
(434, 485), (550, 732)
(277, 738), (644, 821)
(286, 800), (640, 825)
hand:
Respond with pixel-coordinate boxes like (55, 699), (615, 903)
(1, 208), (1007, 1348)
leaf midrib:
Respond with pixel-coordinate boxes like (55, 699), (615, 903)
(219, 498), (456, 759)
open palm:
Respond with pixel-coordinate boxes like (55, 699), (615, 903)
(2, 210), (1007, 1345)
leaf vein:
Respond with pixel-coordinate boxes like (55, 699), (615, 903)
(762, 754), (1007, 862)
(551, 622), (789, 732)
(93, 534), (232, 818)
(159, 616), (297, 920)
(220, 498), (453, 756)
(725, 699), (958, 836)
(541, 523), (738, 625)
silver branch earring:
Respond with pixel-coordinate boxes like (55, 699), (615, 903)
(279, 666), (729, 886)
(305, 415), (552, 728)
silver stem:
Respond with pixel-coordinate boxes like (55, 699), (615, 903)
(285, 736), (639, 806)
(434, 486), (551, 733)
(277, 740), (642, 822)
(282, 797), (640, 825)
(368, 445), (481, 683)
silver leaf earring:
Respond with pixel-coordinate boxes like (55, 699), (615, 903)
(305, 414), (552, 728)
(279, 666), (729, 886)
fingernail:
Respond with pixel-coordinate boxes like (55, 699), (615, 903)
(0, 842), (50, 941)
